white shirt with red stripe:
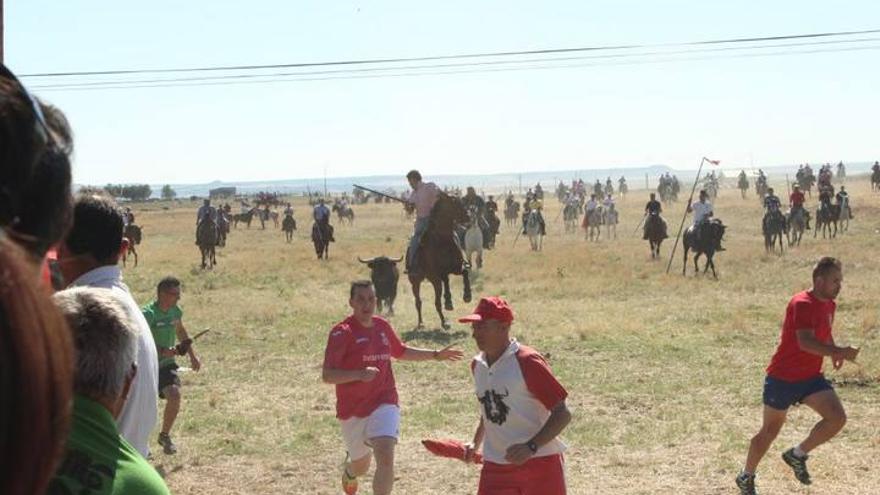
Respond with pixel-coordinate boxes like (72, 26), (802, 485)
(472, 339), (568, 464)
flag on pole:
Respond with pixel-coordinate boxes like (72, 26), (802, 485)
(707, 158), (721, 166)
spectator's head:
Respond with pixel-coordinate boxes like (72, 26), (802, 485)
(0, 234), (74, 495)
(203, 199), (210, 206)
(53, 287), (137, 418)
(650, 193), (656, 200)
(157, 276), (181, 310)
(0, 66), (74, 259)
(768, 188), (775, 195)
(57, 195), (127, 287)
(699, 190), (708, 200)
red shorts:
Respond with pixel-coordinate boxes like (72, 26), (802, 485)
(477, 454), (566, 495)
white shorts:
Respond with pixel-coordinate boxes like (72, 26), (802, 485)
(340, 404), (400, 461)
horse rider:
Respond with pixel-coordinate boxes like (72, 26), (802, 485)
(485, 195), (500, 236)
(789, 184), (811, 230)
(404, 170), (440, 275)
(602, 193), (615, 209)
(123, 207), (135, 228)
(195, 199), (217, 243)
(521, 193), (546, 235)
(593, 180), (602, 197)
(873, 161), (880, 174)
(534, 182), (544, 200)
(618, 175), (627, 191)
(313, 198), (334, 242)
(763, 187), (784, 229)
(284, 202), (294, 217)
(643, 192), (667, 240)
(687, 189), (722, 249)
(835, 186), (852, 219)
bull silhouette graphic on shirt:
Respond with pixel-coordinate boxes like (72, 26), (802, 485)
(479, 388), (510, 425)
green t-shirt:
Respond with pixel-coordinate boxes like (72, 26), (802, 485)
(47, 395), (170, 495)
(142, 300), (183, 367)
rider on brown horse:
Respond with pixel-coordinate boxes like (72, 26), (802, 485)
(404, 170), (440, 275)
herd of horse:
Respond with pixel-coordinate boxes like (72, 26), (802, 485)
(115, 172), (876, 329)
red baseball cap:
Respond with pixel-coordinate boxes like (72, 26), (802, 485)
(458, 296), (514, 324)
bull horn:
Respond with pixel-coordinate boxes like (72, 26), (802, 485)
(390, 256), (404, 263)
(357, 257), (374, 264)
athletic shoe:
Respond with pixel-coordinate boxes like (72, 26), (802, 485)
(782, 448), (811, 485)
(158, 432), (177, 455)
(341, 466), (358, 495)
(735, 472), (757, 495)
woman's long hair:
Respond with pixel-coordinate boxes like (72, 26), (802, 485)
(0, 234), (74, 495)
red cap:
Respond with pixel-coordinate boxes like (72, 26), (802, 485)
(458, 296), (514, 324)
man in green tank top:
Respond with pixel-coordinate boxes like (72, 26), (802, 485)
(142, 276), (202, 455)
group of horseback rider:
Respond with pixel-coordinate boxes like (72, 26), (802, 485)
(460, 186), (501, 248)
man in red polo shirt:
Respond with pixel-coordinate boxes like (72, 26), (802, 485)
(736, 257), (859, 495)
(322, 280), (463, 495)
(459, 296), (572, 495)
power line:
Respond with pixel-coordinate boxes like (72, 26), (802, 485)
(19, 27), (880, 79)
(28, 36), (880, 90)
(32, 43), (880, 93)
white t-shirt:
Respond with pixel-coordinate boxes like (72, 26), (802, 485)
(70, 265), (159, 457)
(691, 201), (713, 224)
(471, 340), (567, 464)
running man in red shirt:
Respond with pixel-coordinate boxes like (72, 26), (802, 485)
(459, 297), (573, 495)
(322, 280), (463, 495)
(736, 257), (859, 495)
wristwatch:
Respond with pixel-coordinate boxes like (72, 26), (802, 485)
(526, 440), (538, 453)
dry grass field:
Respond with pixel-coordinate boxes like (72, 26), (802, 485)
(120, 175), (880, 494)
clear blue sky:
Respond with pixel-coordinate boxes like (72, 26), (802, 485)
(8, 1), (880, 185)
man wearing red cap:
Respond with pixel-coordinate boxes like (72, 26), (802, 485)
(322, 280), (463, 495)
(460, 296), (572, 494)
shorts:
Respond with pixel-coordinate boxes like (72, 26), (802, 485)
(763, 375), (833, 411)
(478, 454), (566, 495)
(158, 363), (181, 398)
(340, 404), (400, 461)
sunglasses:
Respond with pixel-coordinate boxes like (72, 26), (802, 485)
(0, 63), (56, 149)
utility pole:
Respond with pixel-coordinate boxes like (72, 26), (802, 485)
(1, 0), (5, 64)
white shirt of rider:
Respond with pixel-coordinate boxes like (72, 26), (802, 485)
(586, 199), (598, 211)
(691, 201), (713, 224)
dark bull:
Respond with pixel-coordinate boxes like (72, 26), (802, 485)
(358, 256), (403, 316)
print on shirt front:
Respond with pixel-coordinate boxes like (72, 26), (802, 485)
(323, 315), (406, 419)
(479, 388), (511, 425)
(472, 340), (568, 464)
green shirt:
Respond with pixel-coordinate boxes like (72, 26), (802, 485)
(47, 395), (170, 495)
(142, 300), (183, 367)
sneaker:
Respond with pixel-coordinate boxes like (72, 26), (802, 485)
(341, 466), (358, 495)
(158, 432), (177, 455)
(782, 448), (811, 485)
(735, 473), (757, 495)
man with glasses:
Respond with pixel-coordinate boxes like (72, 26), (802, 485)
(142, 277), (202, 455)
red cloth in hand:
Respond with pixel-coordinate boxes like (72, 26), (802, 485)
(421, 439), (482, 464)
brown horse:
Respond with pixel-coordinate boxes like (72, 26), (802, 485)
(311, 221), (333, 259)
(122, 224), (142, 267)
(408, 194), (472, 329)
(683, 219), (726, 279)
(196, 220), (219, 269)
(644, 213), (666, 259)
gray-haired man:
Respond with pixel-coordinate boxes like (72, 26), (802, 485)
(48, 287), (170, 494)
